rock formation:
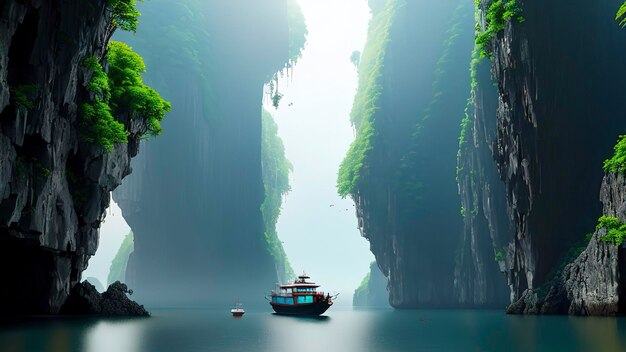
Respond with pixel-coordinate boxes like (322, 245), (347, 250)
(0, 0), (155, 315)
(339, 0), (478, 308)
(113, 0), (303, 306)
(61, 281), (149, 316)
(461, 0), (626, 314)
(353, 262), (390, 307)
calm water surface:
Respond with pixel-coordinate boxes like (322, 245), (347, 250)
(2, 308), (626, 352)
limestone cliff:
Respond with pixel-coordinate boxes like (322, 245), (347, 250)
(467, 0), (626, 311)
(0, 0), (153, 314)
(507, 173), (626, 315)
(353, 262), (390, 307)
(338, 0), (475, 308)
(113, 0), (302, 306)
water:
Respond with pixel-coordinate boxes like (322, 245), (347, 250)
(3, 308), (626, 352)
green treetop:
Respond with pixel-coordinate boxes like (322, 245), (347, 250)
(108, 0), (142, 32)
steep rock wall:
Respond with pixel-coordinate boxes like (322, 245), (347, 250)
(476, 0), (626, 304)
(507, 173), (626, 315)
(113, 0), (295, 306)
(353, 261), (390, 307)
(455, 57), (511, 307)
(341, 0), (475, 308)
(0, 0), (148, 314)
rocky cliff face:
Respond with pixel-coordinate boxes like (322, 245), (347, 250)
(0, 0), (148, 314)
(342, 0), (475, 308)
(471, 0), (626, 308)
(507, 173), (626, 315)
(455, 58), (511, 307)
(113, 0), (295, 306)
(353, 262), (390, 307)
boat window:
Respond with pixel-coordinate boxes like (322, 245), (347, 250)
(286, 298), (294, 305)
(297, 296), (306, 304)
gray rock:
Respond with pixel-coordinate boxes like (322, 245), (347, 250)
(0, 0), (150, 314)
(507, 173), (626, 316)
(469, 0), (626, 310)
(61, 281), (149, 316)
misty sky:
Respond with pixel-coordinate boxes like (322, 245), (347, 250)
(267, 0), (374, 304)
(86, 0), (375, 303)
(83, 201), (130, 286)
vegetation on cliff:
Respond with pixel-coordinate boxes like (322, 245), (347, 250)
(108, 0), (142, 32)
(107, 232), (134, 285)
(353, 270), (371, 303)
(107, 41), (171, 137)
(603, 135), (626, 174)
(617, 2), (626, 27)
(80, 55), (128, 152)
(400, 1), (471, 212)
(268, 0), (308, 109)
(9, 84), (39, 111)
(596, 216), (626, 246)
(81, 41), (170, 151)
(337, 0), (397, 197)
(353, 261), (389, 307)
(288, 0), (308, 63)
(81, 0), (170, 152)
(475, 0), (524, 58)
(261, 110), (294, 282)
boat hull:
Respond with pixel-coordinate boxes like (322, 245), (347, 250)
(270, 300), (332, 316)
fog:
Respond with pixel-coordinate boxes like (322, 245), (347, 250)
(267, 0), (374, 303)
(84, 0), (374, 306)
(83, 202), (130, 287)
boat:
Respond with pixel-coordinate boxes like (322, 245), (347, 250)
(231, 300), (245, 318)
(268, 273), (335, 316)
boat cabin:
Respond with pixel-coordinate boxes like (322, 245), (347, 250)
(270, 274), (325, 305)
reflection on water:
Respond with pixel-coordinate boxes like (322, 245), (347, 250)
(84, 319), (145, 352)
(2, 309), (626, 352)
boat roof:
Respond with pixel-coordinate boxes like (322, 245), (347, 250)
(277, 272), (321, 288)
(279, 283), (320, 288)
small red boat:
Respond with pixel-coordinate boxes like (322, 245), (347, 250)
(231, 300), (245, 318)
(268, 273), (335, 316)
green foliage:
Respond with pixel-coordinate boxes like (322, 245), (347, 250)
(617, 2), (626, 27)
(271, 91), (283, 109)
(603, 135), (626, 174)
(287, 0), (308, 63)
(10, 84), (38, 111)
(82, 56), (111, 101)
(495, 250), (505, 262)
(107, 231), (134, 285)
(350, 50), (361, 68)
(108, 41), (171, 137)
(337, 0), (397, 198)
(596, 215), (626, 246)
(80, 42), (170, 152)
(265, 0), (307, 110)
(107, 0), (142, 32)
(261, 110), (294, 282)
(80, 101), (129, 152)
(353, 270), (371, 303)
(475, 0), (524, 59)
